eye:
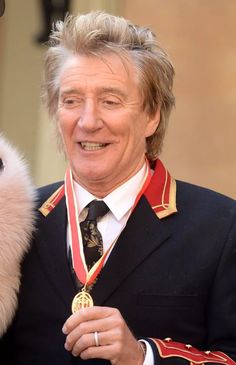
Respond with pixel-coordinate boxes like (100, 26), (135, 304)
(101, 96), (122, 108)
(62, 97), (82, 108)
(104, 100), (119, 105)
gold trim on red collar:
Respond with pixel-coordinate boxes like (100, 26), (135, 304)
(39, 159), (177, 219)
(39, 185), (64, 217)
(144, 159), (177, 219)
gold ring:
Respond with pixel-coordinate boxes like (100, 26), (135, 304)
(94, 331), (99, 347)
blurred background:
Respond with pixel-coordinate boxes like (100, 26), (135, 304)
(0, 0), (235, 198)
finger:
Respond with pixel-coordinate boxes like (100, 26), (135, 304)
(66, 332), (95, 355)
(63, 306), (133, 361)
(70, 323), (126, 357)
(79, 335), (141, 362)
(71, 331), (117, 359)
(64, 316), (110, 351)
(64, 308), (124, 352)
(62, 306), (119, 334)
(80, 343), (116, 360)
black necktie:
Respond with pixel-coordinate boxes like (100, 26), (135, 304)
(80, 200), (109, 271)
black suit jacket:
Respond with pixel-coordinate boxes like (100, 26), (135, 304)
(1, 180), (236, 365)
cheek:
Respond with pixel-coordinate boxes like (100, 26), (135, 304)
(57, 112), (76, 137)
(132, 119), (147, 144)
(57, 107), (77, 122)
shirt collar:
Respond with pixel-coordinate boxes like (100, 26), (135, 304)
(73, 163), (147, 221)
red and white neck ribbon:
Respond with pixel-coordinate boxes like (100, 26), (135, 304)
(64, 161), (152, 287)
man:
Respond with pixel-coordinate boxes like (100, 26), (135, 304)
(1, 10), (236, 365)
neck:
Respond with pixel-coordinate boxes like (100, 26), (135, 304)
(73, 162), (147, 199)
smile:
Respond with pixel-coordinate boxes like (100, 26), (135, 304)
(80, 142), (108, 151)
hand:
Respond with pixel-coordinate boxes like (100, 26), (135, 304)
(62, 306), (145, 365)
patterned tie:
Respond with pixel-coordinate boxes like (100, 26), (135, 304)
(80, 200), (109, 271)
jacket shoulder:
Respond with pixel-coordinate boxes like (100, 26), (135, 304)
(36, 182), (64, 210)
(176, 180), (236, 211)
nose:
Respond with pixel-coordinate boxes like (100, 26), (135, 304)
(78, 99), (103, 131)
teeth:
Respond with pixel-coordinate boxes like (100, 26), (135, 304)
(80, 142), (107, 151)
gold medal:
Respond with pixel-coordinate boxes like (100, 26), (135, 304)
(71, 289), (94, 313)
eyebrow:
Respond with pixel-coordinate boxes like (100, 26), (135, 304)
(59, 87), (128, 100)
(59, 88), (82, 97)
(97, 87), (127, 99)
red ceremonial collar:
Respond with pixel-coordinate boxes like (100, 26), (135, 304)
(39, 159), (177, 219)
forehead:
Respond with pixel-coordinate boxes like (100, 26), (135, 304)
(58, 52), (139, 92)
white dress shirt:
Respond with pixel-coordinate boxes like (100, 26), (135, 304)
(68, 163), (154, 365)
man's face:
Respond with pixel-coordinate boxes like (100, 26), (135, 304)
(57, 53), (159, 196)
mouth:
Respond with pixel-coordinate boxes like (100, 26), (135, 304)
(79, 142), (109, 151)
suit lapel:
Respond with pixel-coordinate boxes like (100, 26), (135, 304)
(91, 195), (171, 305)
(36, 197), (77, 308)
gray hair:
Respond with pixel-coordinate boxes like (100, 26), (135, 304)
(41, 10), (175, 161)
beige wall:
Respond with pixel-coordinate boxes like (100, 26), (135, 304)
(0, 1), (41, 178)
(0, 0), (68, 186)
(0, 0), (235, 198)
(122, 0), (236, 198)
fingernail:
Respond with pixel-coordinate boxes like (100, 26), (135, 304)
(62, 325), (67, 334)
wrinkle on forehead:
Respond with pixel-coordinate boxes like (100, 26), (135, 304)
(60, 51), (135, 81)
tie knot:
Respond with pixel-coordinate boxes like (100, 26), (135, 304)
(85, 200), (109, 221)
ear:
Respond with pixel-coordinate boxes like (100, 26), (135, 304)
(145, 106), (161, 138)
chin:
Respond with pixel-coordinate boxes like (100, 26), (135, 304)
(74, 166), (108, 181)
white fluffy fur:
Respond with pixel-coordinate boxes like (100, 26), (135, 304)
(0, 135), (36, 336)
